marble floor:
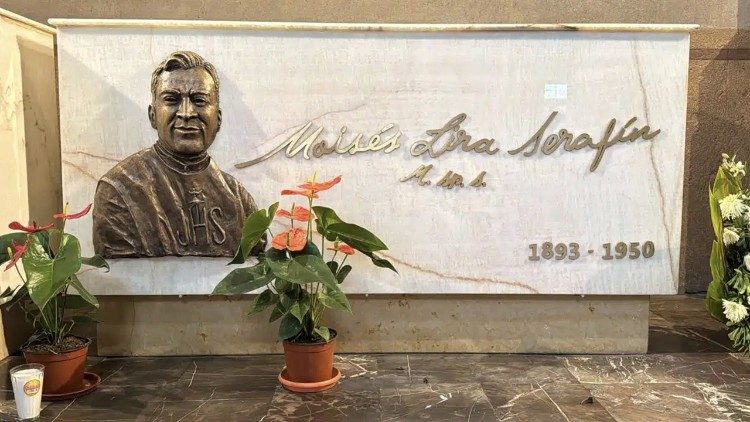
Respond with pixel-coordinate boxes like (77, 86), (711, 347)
(1, 295), (749, 421)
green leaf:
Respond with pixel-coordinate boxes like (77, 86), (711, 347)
(212, 262), (273, 295)
(278, 313), (303, 340)
(336, 264), (352, 283)
(312, 206), (345, 239)
(327, 222), (388, 252)
(68, 274), (99, 308)
(314, 326), (330, 342)
(291, 242), (321, 257)
(229, 204), (277, 265)
(81, 255), (110, 272)
(267, 202), (280, 223)
(69, 315), (98, 325)
(274, 278), (292, 293)
(266, 254), (338, 287)
(709, 240), (726, 285)
(269, 304), (285, 322)
(63, 295), (95, 309)
(0, 232), (28, 264)
(708, 188), (723, 241)
(327, 260), (339, 275)
(317, 286), (351, 311)
(23, 234), (81, 311)
(705, 278), (728, 323)
(362, 251), (398, 273)
(298, 292), (311, 320)
(246, 289), (276, 316)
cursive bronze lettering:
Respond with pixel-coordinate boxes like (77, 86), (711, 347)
(469, 171), (487, 188)
(508, 111), (661, 172)
(400, 164), (433, 186)
(436, 171), (464, 189)
(410, 113), (499, 158)
(235, 122), (401, 168)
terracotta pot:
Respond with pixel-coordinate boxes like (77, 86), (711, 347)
(23, 337), (90, 395)
(282, 330), (337, 383)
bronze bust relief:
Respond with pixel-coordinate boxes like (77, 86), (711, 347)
(93, 51), (259, 258)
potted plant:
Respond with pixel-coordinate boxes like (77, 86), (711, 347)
(0, 203), (109, 396)
(706, 154), (750, 354)
(212, 174), (396, 392)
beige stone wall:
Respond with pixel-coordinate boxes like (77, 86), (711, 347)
(0, 10), (59, 358)
(96, 295), (648, 355)
(0, 0), (745, 355)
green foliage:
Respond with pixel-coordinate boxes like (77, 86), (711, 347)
(81, 255), (110, 272)
(729, 324), (750, 354)
(0, 232), (28, 264)
(2, 214), (109, 348)
(706, 155), (750, 353)
(246, 289), (276, 316)
(212, 262), (273, 295)
(229, 203), (278, 264)
(24, 234), (81, 311)
(215, 181), (395, 343)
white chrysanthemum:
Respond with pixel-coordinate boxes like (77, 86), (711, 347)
(722, 299), (749, 324)
(723, 227), (740, 245)
(721, 154), (747, 178)
(745, 254), (750, 271)
(719, 194), (748, 220)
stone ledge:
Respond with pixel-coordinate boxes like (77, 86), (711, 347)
(95, 295), (649, 355)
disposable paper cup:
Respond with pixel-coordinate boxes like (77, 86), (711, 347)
(10, 363), (44, 421)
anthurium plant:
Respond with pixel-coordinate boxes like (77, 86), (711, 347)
(0, 204), (109, 351)
(706, 154), (750, 355)
(212, 174), (396, 343)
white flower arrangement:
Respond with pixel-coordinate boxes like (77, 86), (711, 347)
(719, 194), (748, 220)
(723, 227), (740, 245)
(707, 153), (750, 355)
(722, 299), (749, 324)
(722, 153), (746, 178)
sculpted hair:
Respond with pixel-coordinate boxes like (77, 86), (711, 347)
(150, 51), (220, 101)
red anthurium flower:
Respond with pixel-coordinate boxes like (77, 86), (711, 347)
(54, 203), (92, 220)
(298, 175), (341, 193)
(327, 242), (355, 256)
(281, 189), (319, 199)
(8, 221), (53, 233)
(276, 206), (311, 222)
(271, 228), (307, 252)
(4, 240), (28, 271)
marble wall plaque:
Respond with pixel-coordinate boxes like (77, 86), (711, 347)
(55, 22), (690, 295)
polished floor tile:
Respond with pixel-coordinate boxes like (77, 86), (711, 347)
(0, 295), (747, 421)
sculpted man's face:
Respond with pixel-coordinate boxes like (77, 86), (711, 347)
(149, 67), (222, 155)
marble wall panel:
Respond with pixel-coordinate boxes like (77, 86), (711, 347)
(56, 24), (690, 295)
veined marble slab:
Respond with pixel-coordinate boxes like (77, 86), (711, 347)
(55, 21), (690, 295)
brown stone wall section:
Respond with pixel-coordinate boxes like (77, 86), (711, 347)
(0, 0), (748, 293)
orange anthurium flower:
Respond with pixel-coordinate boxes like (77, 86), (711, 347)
(281, 189), (319, 199)
(54, 203), (92, 220)
(327, 242), (355, 256)
(276, 206), (311, 222)
(271, 228), (307, 252)
(8, 221), (53, 233)
(4, 240), (28, 271)
(299, 175), (341, 193)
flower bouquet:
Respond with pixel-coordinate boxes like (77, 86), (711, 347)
(707, 154), (750, 354)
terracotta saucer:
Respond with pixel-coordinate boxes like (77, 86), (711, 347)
(42, 372), (101, 401)
(278, 367), (341, 393)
